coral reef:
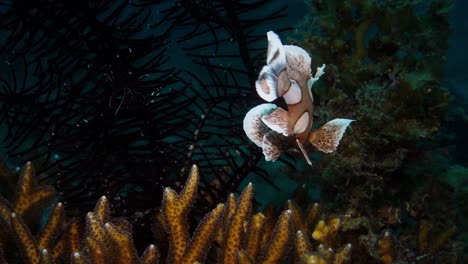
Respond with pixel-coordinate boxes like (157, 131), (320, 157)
(0, 0), (466, 263)
(2, 162), (463, 263)
(0, 162), (295, 263)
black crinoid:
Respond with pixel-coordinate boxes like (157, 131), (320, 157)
(0, 0), (293, 249)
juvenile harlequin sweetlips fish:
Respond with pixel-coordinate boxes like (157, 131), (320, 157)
(243, 31), (354, 165)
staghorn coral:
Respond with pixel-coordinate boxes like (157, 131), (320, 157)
(0, 162), (297, 263)
(162, 165), (224, 264)
(1, 161), (464, 263)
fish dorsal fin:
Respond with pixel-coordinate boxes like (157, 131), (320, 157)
(309, 119), (354, 153)
(261, 107), (292, 136)
(284, 45), (311, 82)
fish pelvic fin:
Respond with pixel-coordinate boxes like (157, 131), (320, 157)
(262, 131), (288, 161)
(309, 118), (354, 153)
(296, 138), (312, 166)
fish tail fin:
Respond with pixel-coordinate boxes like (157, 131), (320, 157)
(309, 119), (354, 153)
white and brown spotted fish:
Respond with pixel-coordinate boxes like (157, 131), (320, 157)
(243, 31), (353, 165)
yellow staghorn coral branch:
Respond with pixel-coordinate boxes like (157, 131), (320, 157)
(260, 206), (276, 248)
(418, 220), (431, 253)
(162, 165), (198, 264)
(85, 212), (111, 253)
(215, 193), (236, 245)
(286, 200), (304, 232)
(53, 220), (83, 263)
(69, 220), (84, 259)
(28, 186), (56, 212)
(236, 249), (255, 264)
(182, 203), (224, 264)
(12, 162), (34, 215)
(52, 230), (65, 262)
(93, 196), (111, 223)
(38, 202), (65, 251)
(258, 210), (294, 264)
(70, 252), (90, 264)
(13, 162), (56, 218)
(10, 212), (40, 264)
(219, 182), (254, 264)
(295, 230), (312, 261)
(312, 218), (340, 246)
(334, 243), (352, 264)
(178, 164), (199, 209)
(0, 197), (12, 245)
(104, 221), (139, 264)
(0, 197), (12, 224)
(139, 244), (159, 264)
(378, 231), (393, 264)
(305, 203), (320, 233)
(302, 253), (328, 264)
(84, 236), (107, 264)
(244, 213), (266, 261)
(110, 217), (133, 233)
(317, 244), (334, 262)
(39, 249), (54, 264)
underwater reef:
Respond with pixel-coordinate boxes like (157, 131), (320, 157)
(0, 162), (464, 263)
(0, 0), (467, 263)
(0, 0), (293, 249)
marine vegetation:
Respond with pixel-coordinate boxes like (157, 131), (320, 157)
(291, 0), (452, 182)
(281, 0), (466, 262)
(279, 0), (457, 219)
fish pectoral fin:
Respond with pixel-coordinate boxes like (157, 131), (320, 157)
(307, 64), (326, 90)
(261, 107), (293, 136)
(308, 118), (354, 153)
(243, 103), (277, 147)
